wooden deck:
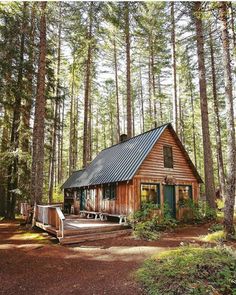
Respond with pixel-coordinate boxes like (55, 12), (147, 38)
(36, 215), (131, 245)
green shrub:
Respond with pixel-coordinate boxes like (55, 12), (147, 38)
(178, 199), (218, 223)
(136, 246), (236, 295)
(131, 202), (159, 223)
(208, 223), (224, 233)
(134, 220), (160, 241)
(132, 203), (178, 241)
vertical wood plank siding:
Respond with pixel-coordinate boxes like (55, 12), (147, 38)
(82, 128), (200, 217)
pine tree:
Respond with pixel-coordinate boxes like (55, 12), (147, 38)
(194, 2), (216, 212)
(30, 1), (47, 204)
(219, 2), (236, 236)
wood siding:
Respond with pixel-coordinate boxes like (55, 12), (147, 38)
(82, 181), (135, 215)
(67, 127), (201, 219)
(136, 128), (197, 181)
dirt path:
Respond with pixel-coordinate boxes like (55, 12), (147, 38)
(0, 220), (210, 295)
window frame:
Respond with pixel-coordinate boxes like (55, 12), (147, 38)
(178, 185), (192, 202)
(102, 183), (116, 200)
(140, 183), (161, 206)
(163, 145), (174, 168)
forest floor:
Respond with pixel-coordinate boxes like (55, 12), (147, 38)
(0, 219), (235, 295)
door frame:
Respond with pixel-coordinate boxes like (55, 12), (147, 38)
(163, 185), (176, 218)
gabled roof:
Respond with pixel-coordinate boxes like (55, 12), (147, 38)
(62, 123), (203, 189)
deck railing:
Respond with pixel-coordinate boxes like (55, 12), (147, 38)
(35, 204), (65, 238)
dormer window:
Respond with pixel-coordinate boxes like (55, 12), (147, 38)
(163, 146), (173, 168)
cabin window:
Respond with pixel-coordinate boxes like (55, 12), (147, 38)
(141, 183), (160, 206)
(102, 184), (116, 200)
(76, 189), (82, 201)
(178, 185), (192, 201)
(163, 146), (173, 168)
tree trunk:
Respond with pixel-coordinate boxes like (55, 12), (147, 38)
(48, 3), (61, 202)
(186, 52), (197, 168)
(209, 28), (226, 197)
(148, 53), (153, 124)
(194, 2), (216, 211)
(125, 2), (132, 138)
(157, 74), (163, 124)
(219, 2), (236, 236)
(69, 59), (75, 175)
(83, 2), (93, 167)
(139, 62), (145, 132)
(20, 3), (36, 200)
(30, 1), (47, 205)
(151, 41), (157, 127)
(229, 2), (236, 48)
(171, 2), (178, 134)
(59, 98), (65, 182)
(6, 2), (27, 218)
(113, 38), (120, 142)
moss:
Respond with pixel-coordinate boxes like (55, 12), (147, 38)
(136, 246), (236, 295)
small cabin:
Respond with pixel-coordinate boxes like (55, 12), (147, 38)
(61, 123), (203, 220)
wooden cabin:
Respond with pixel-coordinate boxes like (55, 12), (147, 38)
(61, 123), (203, 220)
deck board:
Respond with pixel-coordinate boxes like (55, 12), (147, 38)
(35, 216), (130, 241)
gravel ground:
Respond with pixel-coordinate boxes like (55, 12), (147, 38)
(0, 220), (211, 295)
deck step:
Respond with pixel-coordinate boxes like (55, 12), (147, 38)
(59, 229), (132, 245)
(63, 224), (127, 236)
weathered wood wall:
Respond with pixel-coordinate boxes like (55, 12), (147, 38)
(75, 127), (201, 218)
(136, 127), (197, 181)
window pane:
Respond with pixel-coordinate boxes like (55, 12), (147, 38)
(178, 185), (192, 201)
(141, 184), (160, 205)
(103, 184), (116, 200)
(163, 146), (173, 168)
(110, 184), (116, 199)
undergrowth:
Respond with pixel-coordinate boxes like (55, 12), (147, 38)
(130, 202), (178, 241)
(136, 246), (236, 295)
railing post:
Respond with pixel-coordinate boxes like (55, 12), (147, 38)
(43, 207), (45, 225)
(61, 219), (64, 238)
(32, 203), (37, 228)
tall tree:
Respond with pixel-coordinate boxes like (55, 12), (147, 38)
(171, 2), (178, 134)
(194, 2), (216, 212)
(48, 3), (62, 202)
(209, 27), (226, 197)
(30, 1), (47, 204)
(113, 37), (120, 142)
(83, 2), (93, 167)
(219, 2), (236, 236)
(6, 3), (27, 218)
(125, 2), (132, 138)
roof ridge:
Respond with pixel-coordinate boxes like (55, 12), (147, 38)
(100, 122), (171, 152)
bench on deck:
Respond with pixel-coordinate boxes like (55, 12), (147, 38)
(80, 210), (100, 220)
(100, 213), (127, 224)
(79, 210), (127, 224)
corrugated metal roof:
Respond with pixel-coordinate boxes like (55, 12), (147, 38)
(61, 169), (84, 189)
(62, 123), (203, 189)
(67, 123), (168, 188)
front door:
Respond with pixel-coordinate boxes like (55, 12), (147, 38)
(80, 189), (86, 210)
(164, 185), (176, 218)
